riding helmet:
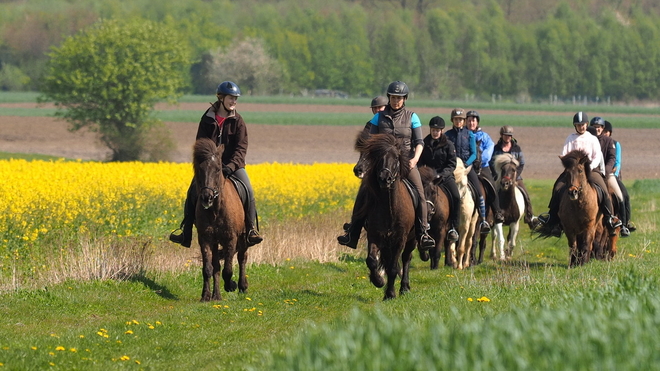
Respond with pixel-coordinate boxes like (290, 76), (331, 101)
(216, 81), (241, 97)
(590, 116), (605, 127)
(466, 110), (480, 122)
(604, 120), (613, 134)
(500, 125), (514, 136)
(370, 95), (388, 108)
(450, 108), (466, 119)
(572, 111), (589, 125)
(429, 116), (446, 129)
(386, 81), (409, 97)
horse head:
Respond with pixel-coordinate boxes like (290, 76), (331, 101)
(352, 130), (371, 178)
(560, 150), (591, 201)
(360, 133), (409, 190)
(193, 138), (225, 209)
(493, 154), (519, 191)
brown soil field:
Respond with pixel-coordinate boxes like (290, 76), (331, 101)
(1, 102), (658, 180)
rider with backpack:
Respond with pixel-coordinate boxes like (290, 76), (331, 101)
(169, 81), (263, 248)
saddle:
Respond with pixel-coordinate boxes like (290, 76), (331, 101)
(401, 178), (420, 210)
(478, 175), (497, 200)
(227, 174), (251, 220)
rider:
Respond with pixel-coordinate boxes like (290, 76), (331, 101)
(603, 120), (635, 233)
(536, 112), (622, 237)
(170, 81), (263, 248)
(466, 110), (504, 226)
(591, 118), (630, 237)
(445, 108), (492, 234)
(338, 81), (436, 251)
(418, 116), (460, 242)
(491, 125), (537, 228)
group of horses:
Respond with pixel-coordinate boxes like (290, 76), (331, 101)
(350, 133), (620, 300)
(187, 133), (620, 302)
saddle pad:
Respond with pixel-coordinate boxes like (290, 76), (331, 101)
(402, 178), (419, 210)
(227, 175), (249, 210)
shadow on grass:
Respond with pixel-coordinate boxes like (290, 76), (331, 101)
(130, 274), (179, 300)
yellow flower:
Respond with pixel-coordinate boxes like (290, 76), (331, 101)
(477, 296), (491, 302)
(120, 355), (130, 361)
(467, 297), (473, 302)
(55, 346), (65, 351)
(125, 330), (134, 335)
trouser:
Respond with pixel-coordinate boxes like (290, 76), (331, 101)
(437, 176), (461, 230)
(408, 166), (429, 235)
(516, 178), (535, 224)
(617, 177), (632, 226)
(467, 166), (487, 219)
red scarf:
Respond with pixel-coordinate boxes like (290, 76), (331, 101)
(215, 114), (226, 130)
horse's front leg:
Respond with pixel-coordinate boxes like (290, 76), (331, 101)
(492, 223), (505, 261)
(199, 241), (214, 302)
(399, 238), (415, 295)
(383, 246), (400, 300)
(211, 244), (222, 300)
(222, 239), (238, 292)
(507, 221), (520, 259)
(236, 241), (249, 293)
(366, 240), (384, 288)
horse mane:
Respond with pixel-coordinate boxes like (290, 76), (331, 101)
(359, 133), (411, 180)
(492, 153), (519, 178)
(193, 138), (221, 167)
(453, 157), (465, 179)
(560, 150), (591, 178)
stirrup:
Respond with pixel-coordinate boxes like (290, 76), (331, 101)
(620, 226), (630, 237)
(494, 211), (505, 224)
(337, 232), (359, 249)
(537, 213), (550, 225)
(247, 229), (263, 245)
(169, 228), (191, 248)
(480, 220), (491, 234)
(419, 233), (435, 251)
(447, 229), (459, 242)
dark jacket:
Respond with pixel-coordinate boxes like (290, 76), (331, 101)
(491, 139), (526, 179)
(369, 105), (423, 155)
(195, 102), (248, 173)
(419, 134), (457, 181)
(597, 134), (617, 176)
(445, 125), (476, 166)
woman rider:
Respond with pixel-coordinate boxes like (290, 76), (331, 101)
(418, 116), (460, 242)
(170, 81), (263, 248)
(444, 108), (492, 234)
(338, 81), (435, 251)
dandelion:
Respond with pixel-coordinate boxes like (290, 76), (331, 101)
(467, 297), (474, 302)
(477, 296), (491, 302)
(125, 330), (134, 335)
(55, 346), (65, 351)
(31, 346), (37, 350)
(69, 348), (77, 353)
(155, 321), (162, 325)
(120, 355), (130, 361)
(49, 362), (55, 366)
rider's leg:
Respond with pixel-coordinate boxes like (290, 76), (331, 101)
(516, 178), (537, 226)
(409, 167), (435, 250)
(444, 177), (461, 242)
(618, 177), (635, 231)
(468, 168), (490, 233)
(537, 172), (565, 237)
(233, 168), (263, 245)
(589, 172), (622, 235)
(481, 166), (504, 223)
(170, 178), (196, 247)
(338, 184), (366, 249)
(607, 174), (629, 236)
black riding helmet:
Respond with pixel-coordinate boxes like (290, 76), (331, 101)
(604, 120), (613, 134)
(387, 81), (409, 98)
(216, 81), (241, 97)
(429, 116), (445, 129)
(590, 116), (605, 127)
(466, 110), (480, 122)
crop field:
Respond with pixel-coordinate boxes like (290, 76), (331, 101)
(0, 93), (659, 370)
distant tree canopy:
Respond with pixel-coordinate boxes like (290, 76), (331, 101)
(3, 0), (660, 101)
(39, 19), (191, 162)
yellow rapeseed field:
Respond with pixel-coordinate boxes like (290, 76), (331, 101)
(0, 159), (358, 266)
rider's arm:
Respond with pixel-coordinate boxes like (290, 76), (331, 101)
(614, 142), (622, 177)
(465, 131), (477, 166)
(480, 133), (495, 166)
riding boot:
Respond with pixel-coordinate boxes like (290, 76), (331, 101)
(246, 200), (263, 246)
(337, 218), (362, 249)
(448, 201), (461, 242)
(617, 200), (630, 237)
(536, 189), (562, 237)
(478, 196), (491, 234)
(601, 200), (623, 236)
(170, 182), (196, 248)
(518, 184), (537, 227)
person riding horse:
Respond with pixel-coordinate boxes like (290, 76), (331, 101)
(603, 120), (636, 234)
(418, 116), (460, 242)
(338, 81), (435, 251)
(170, 81), (263, 248)
(444, 108), (492, 234)
(536, 112), (622, 237)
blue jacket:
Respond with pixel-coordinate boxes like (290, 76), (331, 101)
(473, 129), (494, 168)
(445, 126), (477, 166)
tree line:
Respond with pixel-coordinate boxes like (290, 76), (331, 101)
(2, 0), (660, 101)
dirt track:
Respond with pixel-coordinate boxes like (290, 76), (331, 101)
(0, 102), (658, 180)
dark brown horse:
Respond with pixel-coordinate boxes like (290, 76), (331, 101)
(193, 138), (250, 301)
(418, 166), (451, 270)
(557, 150), (608, 267)
(355, 133), (417, 300)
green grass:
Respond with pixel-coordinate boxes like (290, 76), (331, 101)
(0, 178), (657, 370)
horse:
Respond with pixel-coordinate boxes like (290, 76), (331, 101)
(557, 150), (615, 267)
(490, 153), (526, 261)
(418, 166), (452, 270)
(449, 158), (479, 270)
(193, 138), (250, 301)
(355, 133), (417, 300)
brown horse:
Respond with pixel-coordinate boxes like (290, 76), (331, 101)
(491, 153), (525, 260)
(193, 138), (249, 301)
(355, 133), (417, 300)
(418, 166), (451, 270)
(557, 150), (609, 267)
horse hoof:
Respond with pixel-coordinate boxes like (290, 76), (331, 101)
(419, 250), (430, 262)
(225, 281), (238, 292)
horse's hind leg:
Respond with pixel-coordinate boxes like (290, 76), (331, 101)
(366, 242), (385, 288)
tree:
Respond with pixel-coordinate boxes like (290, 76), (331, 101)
(39, 19), (191, 161)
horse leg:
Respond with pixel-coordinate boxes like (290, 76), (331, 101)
(579, 233), (594, 266)
(211, 244), (222, 300)
(236, 243), (249, 293)
(508, 221), (520, 259)
(399, 239), (415, 295)
(366, 241), (384, 288)
(382, 247), (399, 300)
(492, 223), (505, 261)
(222, 240), (238, 292)
(200, 242), (214, 302)
(568, 237), (579, 268)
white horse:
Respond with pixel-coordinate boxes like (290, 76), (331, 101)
(491, 154), (525, 260)
(450, 158), (479, 269)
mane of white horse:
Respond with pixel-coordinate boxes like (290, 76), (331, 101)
(493, 153), (519, 178)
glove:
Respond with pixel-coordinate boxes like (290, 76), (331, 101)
(222, 166), (232, 177)
(432, 174), (444, 185)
